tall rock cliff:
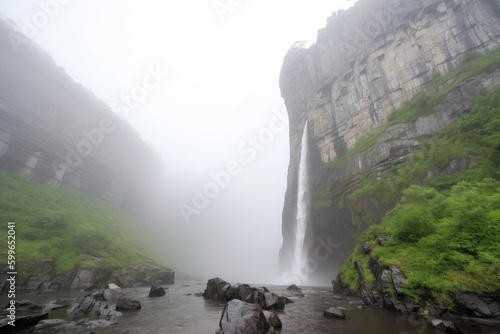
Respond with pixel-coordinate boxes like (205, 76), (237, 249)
(279, 0), (500, 284)
(0, 19), (162, 210)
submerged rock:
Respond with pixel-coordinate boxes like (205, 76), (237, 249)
(216, 299), (270, 334)
(324, 307), (345, 319)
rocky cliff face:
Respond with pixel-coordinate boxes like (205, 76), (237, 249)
(0, 19), (162, 210)
(279, 0), (500, 284)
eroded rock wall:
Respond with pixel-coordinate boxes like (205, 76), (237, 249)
(279, 0), (500, 284)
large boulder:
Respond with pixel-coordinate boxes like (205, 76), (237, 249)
(68, 288), (119, 316)
(149, 285), (166, 297)
(115, 297), (141, 310)
(203, 277), (233, 301)
(216, 299), (270, 334)
(324, 307), (345, 319)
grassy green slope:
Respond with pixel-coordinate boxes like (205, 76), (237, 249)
(337, 53), (500, 302)
(0, 170), (152, 280)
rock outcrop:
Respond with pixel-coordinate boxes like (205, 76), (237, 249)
(0, 18), (162, 211)
(0, 262), (175, 293)
(334, 237), (500, 320)
(203, 278), (287, 310)
(279, 0), (500, 283)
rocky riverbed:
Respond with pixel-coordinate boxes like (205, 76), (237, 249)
(1, 280), (499, 333)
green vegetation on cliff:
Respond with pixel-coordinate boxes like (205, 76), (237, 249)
(0, 170), (152, 279)
(338, 60), (500, 302)
(341, 180), (500, 300)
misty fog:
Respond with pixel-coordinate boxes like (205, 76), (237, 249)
(0, 0), (356, 284)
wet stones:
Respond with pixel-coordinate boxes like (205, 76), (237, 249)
(324, 307), (346, 319)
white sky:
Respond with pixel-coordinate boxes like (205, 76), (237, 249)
(0, 0), (356, 283)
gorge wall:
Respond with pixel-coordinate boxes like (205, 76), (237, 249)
(279, 0), (500, 285)
(0, 19), (162, 211)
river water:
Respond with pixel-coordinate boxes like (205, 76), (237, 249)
(2, 282), (499, 334)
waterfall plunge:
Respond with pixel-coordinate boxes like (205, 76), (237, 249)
(292, 121), (310, 282)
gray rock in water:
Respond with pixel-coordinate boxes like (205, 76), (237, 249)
(149, 285), (166, 297)
(263, 310), (282, 328)
(431, 319), (463, 334)
(286, 284), (301, 291)
(216, 299), (270, 334)
(116, 297), (141, 310)
(324, 307), (346, 319)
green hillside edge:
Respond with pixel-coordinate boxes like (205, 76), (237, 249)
(0, 170), (155, 281)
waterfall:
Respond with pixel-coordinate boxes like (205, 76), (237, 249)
(292, 121), (310, 282)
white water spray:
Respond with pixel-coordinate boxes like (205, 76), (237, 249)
(292, 121), (310, 282)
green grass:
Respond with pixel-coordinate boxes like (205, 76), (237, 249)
(0, 170), (153, 279)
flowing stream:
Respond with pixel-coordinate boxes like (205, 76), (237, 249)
(2, 283), (499, 333)
(292, 121), (310, 283)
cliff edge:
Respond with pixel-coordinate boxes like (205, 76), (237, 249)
(279, 0), (500, 284)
